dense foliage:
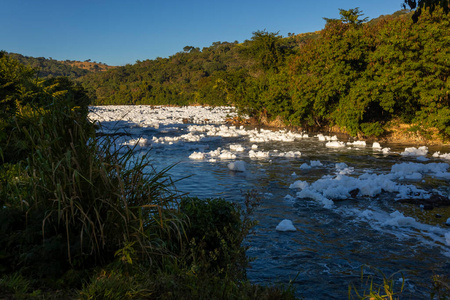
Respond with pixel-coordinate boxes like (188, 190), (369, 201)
(289, 7), (449, 138)
(78, 34), (308, 106)
(77, 8), (449, 140)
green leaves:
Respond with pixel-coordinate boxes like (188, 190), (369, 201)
(288, 7), (450, 138)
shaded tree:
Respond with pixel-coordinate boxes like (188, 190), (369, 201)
(403, 0), (449, 22)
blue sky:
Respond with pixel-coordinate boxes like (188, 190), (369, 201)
(1, 0), (407, 66)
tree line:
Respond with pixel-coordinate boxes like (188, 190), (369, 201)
(77, 8), (449, 139)
(6, 6), (449, 140)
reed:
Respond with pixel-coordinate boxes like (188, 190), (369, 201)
(1, 100), (185, 277)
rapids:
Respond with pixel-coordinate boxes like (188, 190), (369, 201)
(90, 105), (450, 299)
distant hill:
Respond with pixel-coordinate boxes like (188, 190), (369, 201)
(59, 60), (116, 73)
(5, 52), (115, 79)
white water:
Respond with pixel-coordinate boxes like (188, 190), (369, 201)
(90, 105), (450, 299)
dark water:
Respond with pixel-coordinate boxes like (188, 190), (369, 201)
(102, 120), (450, 299)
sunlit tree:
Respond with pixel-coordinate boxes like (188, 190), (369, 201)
(323, 7), (368, 26)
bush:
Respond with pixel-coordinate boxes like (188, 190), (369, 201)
(360, 121), (385, 137)
(180, 197), (248, 278)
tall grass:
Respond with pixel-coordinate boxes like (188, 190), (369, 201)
(1, 100), (185, 278)
(348, 265), (405, 300)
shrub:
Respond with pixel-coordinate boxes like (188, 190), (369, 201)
(180, 197), (247, 278)
(78, 270), (151, 300)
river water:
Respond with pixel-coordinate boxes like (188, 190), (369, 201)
(90, 105), (450, 299)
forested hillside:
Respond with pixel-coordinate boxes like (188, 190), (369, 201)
(78, 8), (449, 140)
(6, 52), (114, 79)
(78, 34), (313, 106)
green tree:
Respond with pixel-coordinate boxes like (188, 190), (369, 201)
(241, 30), (289, 72)
(0, 51), (37, 117)
(324, 7), (369, 26)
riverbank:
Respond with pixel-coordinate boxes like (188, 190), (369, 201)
(240, 114), (450, 146)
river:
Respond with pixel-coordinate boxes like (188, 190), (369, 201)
(89, 105), (450, 299)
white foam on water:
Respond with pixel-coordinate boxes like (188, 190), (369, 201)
(188, 123), (308, 145)
(189, 147), (239, 161)
(290, 161), (450, 210)
(335, 163), (354, 175)
(326, 141), (346, 148)
(296, 189), (335, 208)
(122, 137), (150, 147)
(89, 105), (241, 127)
(249, 150), (270, 159)
(382, 147), (391, 154)
(277, 151), (301, 158)
(401, 146), (428, 157)
(289, 180), (309, 189)
(317, 134), (338, 141)
(340, 207), (450, 257)
(433, 151), (450, 160)
(276, 219), (297, 232)
(219, 151), (237, 160)
(300, 160), (323, 169)
(189, 152), (206, 160)
(310, 160), (323, 167)
(347, 141), (366, 147)
(299, 163), (311, 170)
(284, 194), (296, 202)
(230, 144), (245, 152)
(391, 162), (450, 180)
